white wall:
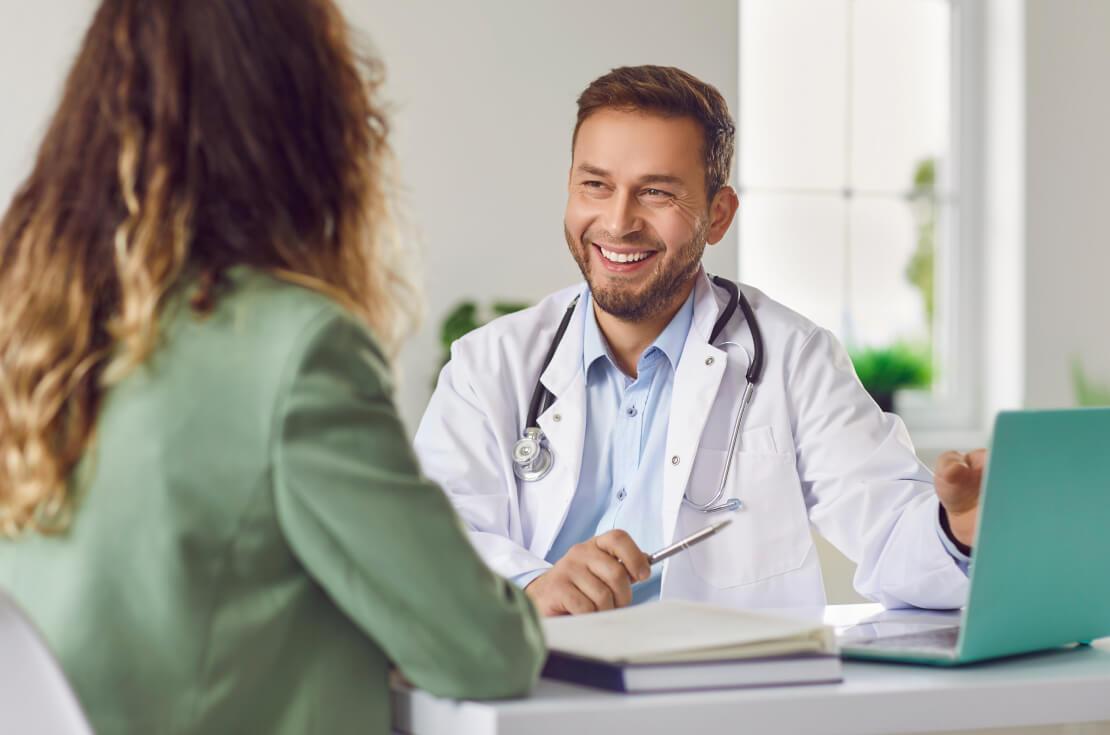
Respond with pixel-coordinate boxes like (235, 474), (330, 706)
(338, 0), (739, 430)
(0, 3), (95, 216)
(1022, 0), (1110, 409)
(980, 0), (1110, 416)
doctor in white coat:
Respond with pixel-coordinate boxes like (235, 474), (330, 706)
(415, 65), (985, 616)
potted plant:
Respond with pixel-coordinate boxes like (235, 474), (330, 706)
(438, 300), (530, 373)
(850, 343), (933, 413)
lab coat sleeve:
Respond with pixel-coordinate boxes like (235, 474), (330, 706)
(936, 508), (973, 574)
(271, 311), (545, 699)
(414, 353), (554, 582)
(788, 327), (970, 609)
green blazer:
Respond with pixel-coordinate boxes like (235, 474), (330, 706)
(0, 269), (545, 734)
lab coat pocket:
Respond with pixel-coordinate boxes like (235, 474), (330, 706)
(683, 445), (812, 589)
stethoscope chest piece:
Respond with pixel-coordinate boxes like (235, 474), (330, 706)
(512, 427), (554, 482)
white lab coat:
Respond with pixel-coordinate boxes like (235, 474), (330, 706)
(414, 270), (969, 610)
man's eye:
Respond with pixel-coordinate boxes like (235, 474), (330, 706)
(643, 188), (672, 198)
(583, 180), (604, 188)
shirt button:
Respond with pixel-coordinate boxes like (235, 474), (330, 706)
(671, 455), (681, 466)
(705, 357), (715, 366)
(553, 413), (562, 422)
(625, 406), (638, 417)
(617, 488), (627, 501)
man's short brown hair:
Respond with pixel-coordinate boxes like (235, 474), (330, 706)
(573, 65), (736, 198)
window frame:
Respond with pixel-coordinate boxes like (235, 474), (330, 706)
(735, 0), (985, 436)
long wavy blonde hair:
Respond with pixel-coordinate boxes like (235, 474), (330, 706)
(0, 0), (417, 537)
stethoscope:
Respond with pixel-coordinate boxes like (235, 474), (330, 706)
(511, 275), (766, 514)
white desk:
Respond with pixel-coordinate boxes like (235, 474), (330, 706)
(392, 605), (1110, 735)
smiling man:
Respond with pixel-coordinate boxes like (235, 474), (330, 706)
(415, 66), (984, 617)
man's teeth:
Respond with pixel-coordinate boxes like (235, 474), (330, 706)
(599, 247), (651, 263)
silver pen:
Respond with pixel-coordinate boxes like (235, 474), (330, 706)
(647, 518), (733, 565)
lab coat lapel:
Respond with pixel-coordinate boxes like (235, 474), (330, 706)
(529, 293), (588, 558)
(661, 272), (734, 545)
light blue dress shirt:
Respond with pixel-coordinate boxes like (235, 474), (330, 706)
(937, 510), (973, 573)
(513, 290), (695, 604)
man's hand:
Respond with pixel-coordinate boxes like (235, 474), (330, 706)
(524, 530), (651, 617)
(934, 448), (988, 548)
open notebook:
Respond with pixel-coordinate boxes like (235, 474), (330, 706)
(542, 601), (841, 692)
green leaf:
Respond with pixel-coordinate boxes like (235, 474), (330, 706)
(1072, 358), (1110, 407)
(437, 299), (533, 378)
(912, 158), (936, 190)
(849, 342), (934, 395)
(491, 302), (530, 317)
(440, 302), (479, 360)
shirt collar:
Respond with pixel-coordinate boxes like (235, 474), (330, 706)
(653, 288), (696, 368)
(582, 288), (697, 374)
(582, 291), (612, 373)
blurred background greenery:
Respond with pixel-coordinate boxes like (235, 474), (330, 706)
(1072, 359), (1110, 407)
(438, 301), (529, 374)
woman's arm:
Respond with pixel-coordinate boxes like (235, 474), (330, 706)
(271, 309), (545, 699)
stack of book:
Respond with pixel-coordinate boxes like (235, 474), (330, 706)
(541, 600), (842, 693)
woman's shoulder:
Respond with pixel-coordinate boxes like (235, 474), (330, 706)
(219, 267), (358, 330)
(156, 267), (388, 401)
(220, 266), (376, 338)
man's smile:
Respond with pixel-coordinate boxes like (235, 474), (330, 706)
(592, 243), (659, 272)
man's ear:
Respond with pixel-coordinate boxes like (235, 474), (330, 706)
(706, 185), (740, 245)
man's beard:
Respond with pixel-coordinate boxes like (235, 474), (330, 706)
(564, 222), (707, 323)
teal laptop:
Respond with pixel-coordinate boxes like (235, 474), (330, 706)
(840, 408), (1110, 666)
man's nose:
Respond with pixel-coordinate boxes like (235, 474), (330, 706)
(600, 190), (642, 239)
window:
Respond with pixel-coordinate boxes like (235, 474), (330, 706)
(738, 0), (981, 433)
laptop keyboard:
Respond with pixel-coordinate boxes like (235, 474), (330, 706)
(848, 625), (961, 653)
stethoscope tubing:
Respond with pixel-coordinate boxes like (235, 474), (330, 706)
(512, 276), (765, 513)
(523, 295), (581, 431)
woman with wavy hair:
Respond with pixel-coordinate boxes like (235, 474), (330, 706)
(0, 0), (543, 732)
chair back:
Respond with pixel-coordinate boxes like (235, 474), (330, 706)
(0, 590), (93, 735)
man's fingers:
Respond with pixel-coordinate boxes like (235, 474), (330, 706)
(557, 584), (598, 616)
(585, 553), (634, 608)
(967, 448), (988, 472)
(546, 530), (650, 617)
(595, 530), (651, 582)
(567, 564), (617, 612)
(936, 450), (971, 485)
(939, 451), (986, 491)
(934, 448), (987, 517)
